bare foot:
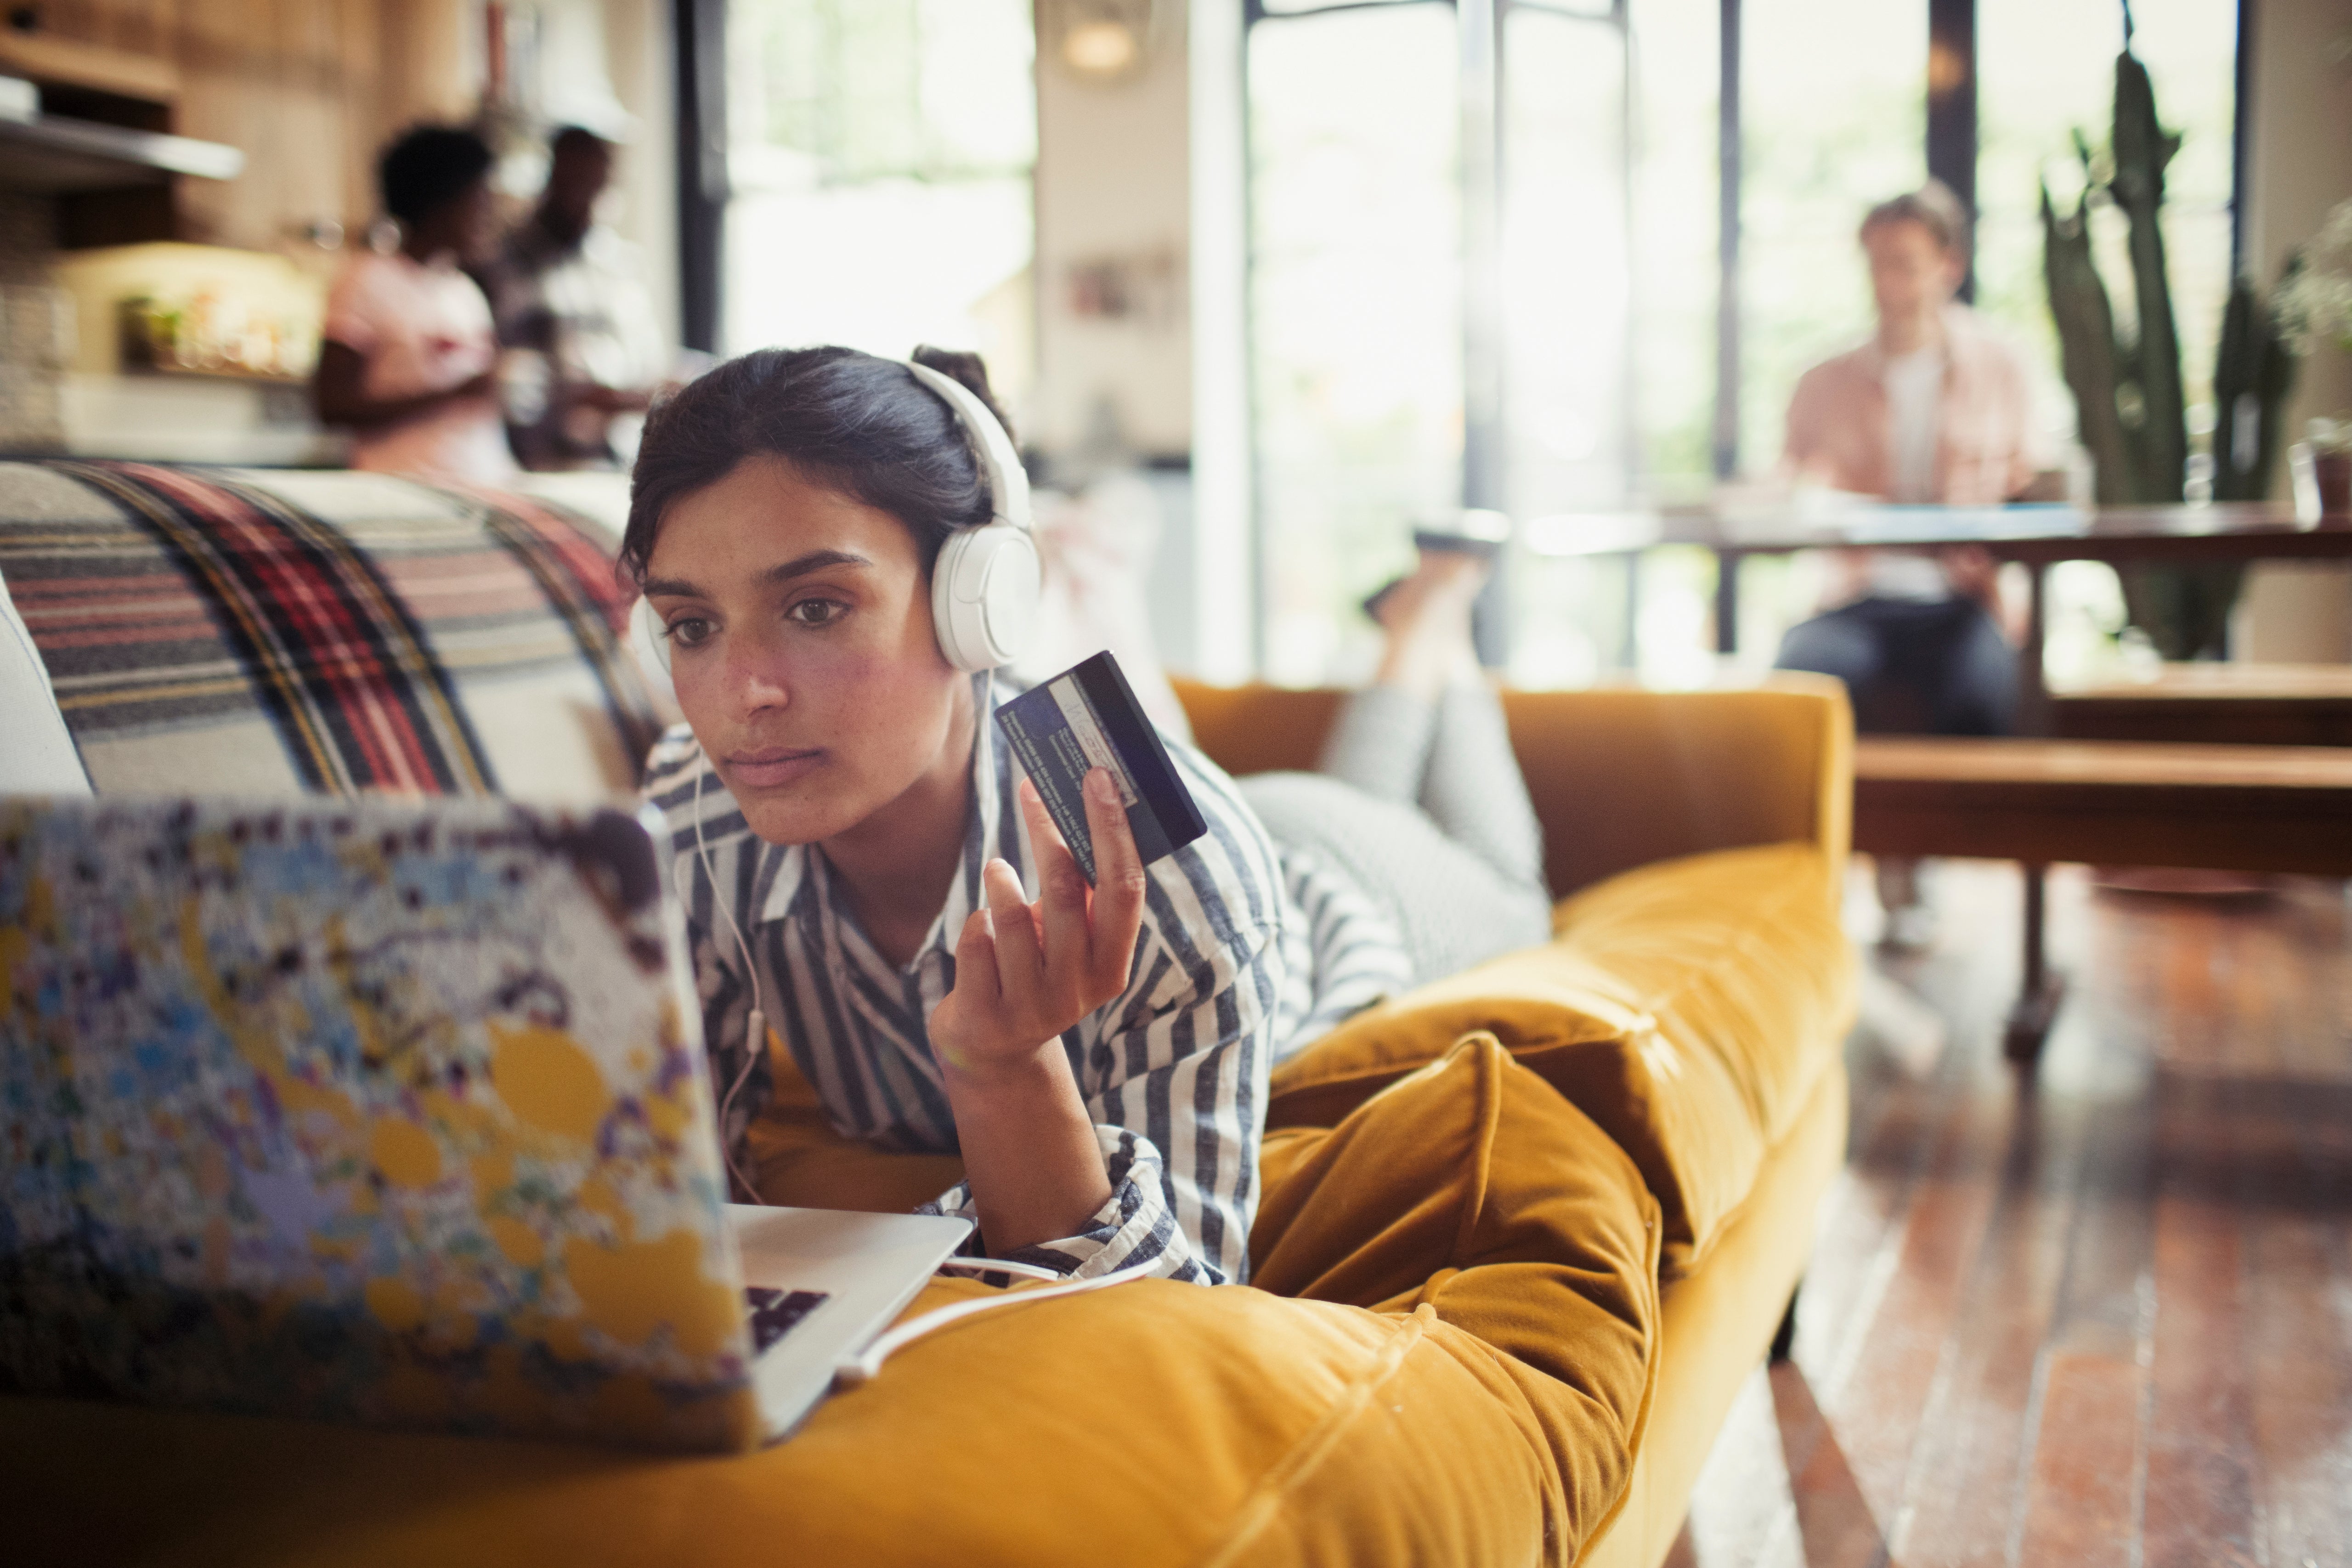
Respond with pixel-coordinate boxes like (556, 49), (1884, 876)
(1373, 549), (1488, 700)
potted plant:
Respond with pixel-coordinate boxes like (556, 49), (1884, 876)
(2278, 200), (2352, 517)
(2290, 415), (2352, 519)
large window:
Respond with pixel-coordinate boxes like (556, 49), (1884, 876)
(1736, 0), (1928, 472)
(1236, 0), (2239, 685)
(722, 0), (1036, 408)
(1625, 0), (1720, 488)
(1503, 5), (1634, 518)
(1249, 3), (1464, 682)
(1246, 0), (1641, 685)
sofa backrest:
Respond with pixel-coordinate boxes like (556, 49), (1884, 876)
(0, 461), (661, 803)
(1172, 676), (1854, 898)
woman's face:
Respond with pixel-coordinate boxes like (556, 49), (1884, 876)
(641, 455), (964, 846)
(414, 177), (500, 266)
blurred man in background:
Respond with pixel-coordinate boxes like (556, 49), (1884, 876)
(481, 125), (670, 470)
(1781, 181), (2043, 512)
(1773, 181), (2047, 945)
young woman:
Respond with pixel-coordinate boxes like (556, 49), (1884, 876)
(314, 125), (514, 482)
(625, 347), (1551, 1284)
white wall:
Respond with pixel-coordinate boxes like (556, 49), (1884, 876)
(1030, 2), (1259, 679)
(2238, 0), (2352, 663)
(1031, 5), (1193, 460)
(600, 0), (680, 356)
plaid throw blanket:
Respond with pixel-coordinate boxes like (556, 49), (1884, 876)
(0, 461), (660, 800)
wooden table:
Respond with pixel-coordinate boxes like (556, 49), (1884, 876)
(1525, 501), (2352, 735)
(1854, 736), (2352, 1058)
(2052, 661), (2352, 747)
(1855, 736), (2352, 871)
(1527, 503), (2352, 1064)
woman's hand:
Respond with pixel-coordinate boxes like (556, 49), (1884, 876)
(926, 767), (1144, 1254)
(928, 767), (1148, 1085)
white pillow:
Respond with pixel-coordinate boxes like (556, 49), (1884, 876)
(0, 566), (90, 794)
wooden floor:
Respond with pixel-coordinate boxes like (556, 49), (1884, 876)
(1669, 863), (2352, 1568)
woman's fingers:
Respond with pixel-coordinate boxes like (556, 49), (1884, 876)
(950, 907), (999, 1012)
(1017, 777), (1092, 996)
(966, 771), (1143, 1045)
(982, 856), (1044, 996)
(1080, 769), (1148, 995)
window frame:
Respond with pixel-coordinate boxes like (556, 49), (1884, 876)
(1239, 0), (1638, 669)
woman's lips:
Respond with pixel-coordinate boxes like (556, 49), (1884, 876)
(723, 747), (824, 790)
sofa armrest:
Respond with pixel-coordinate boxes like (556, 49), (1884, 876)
(1170, 674), (1853, 898)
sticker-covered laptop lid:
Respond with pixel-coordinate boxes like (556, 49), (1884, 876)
(0, 797), (760, 1450)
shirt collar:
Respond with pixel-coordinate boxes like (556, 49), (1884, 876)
(1861, 303), (1973, 378)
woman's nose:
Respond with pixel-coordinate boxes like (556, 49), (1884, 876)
(722, 631), (792, 715)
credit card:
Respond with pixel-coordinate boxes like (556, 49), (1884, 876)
(994, 651), (1207, 884)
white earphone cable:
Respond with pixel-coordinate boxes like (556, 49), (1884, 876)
(934, 1256), (1070, 1283)
(835, 1257), (1161, 1388)
(693, 760), (770, 1204)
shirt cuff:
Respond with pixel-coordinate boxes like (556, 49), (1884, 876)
(917, 1125), (1214, 1284)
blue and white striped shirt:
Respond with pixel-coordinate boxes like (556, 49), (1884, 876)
(645, 673), (1404, 1285)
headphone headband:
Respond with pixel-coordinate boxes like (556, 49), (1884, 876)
(903, 359), (1032, 536)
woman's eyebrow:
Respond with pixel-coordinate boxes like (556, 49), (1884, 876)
(757, 549), (873, 585)
(640, 549), (874, 601)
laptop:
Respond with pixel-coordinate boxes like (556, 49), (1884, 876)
(0, 795), (969, 1451)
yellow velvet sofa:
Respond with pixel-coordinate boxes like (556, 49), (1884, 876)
(0, 675), (1856, 1568)
(1178, 677), (1859, 1568)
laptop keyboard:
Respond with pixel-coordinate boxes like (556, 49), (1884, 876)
(744, 1287), (830, 1355)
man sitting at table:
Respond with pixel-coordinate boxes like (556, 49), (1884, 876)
(1774, 180), (2047, 946)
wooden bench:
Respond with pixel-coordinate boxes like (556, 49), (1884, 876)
(2051, 662), (2352, 747)
(1853, 736), (2352, 1061)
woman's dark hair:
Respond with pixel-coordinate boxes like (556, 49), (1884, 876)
(618, 345), (1016, 586)
(379, 125), (495, 227)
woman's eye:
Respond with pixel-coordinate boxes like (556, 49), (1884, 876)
(788, 598), (848, 628)
(662, 615), (715, 650)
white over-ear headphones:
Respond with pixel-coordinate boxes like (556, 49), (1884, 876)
(633, 357), (1038, 679)
(905, 359), (1039, 672)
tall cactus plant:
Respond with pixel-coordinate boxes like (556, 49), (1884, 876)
(2041, 18), (2295, 658)
(2041, 48), (2184, 506)
(2210, 260), (2300, 503)
(2042, 170), (2134, 502)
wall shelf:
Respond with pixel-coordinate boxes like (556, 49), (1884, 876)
(0, 110), (241, 193)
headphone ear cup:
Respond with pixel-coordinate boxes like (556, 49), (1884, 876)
(932, 524), (1040, 672)
(979, 527), (1040, 665)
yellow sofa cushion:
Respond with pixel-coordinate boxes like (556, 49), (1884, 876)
(0, 1034), (1659, 1568)
(1250, 1034), (1661, 1547)
(1267, 841), (1855, 1273)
